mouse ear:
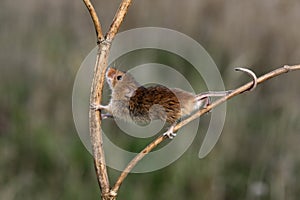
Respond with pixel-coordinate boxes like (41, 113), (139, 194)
(124, 87), (136, 98)
(106, 68), (117, 79)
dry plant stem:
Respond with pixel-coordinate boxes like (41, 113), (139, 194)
(106, 0), (132, 41)
(82, 0), (104, 42)
(89, 44), (111, 197)
(111, 64), (300, 194)
(83, 0), (133, 199)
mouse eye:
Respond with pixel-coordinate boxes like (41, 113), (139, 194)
(116, 75), (122, 80)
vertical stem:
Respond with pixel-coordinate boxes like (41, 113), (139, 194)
(83, 0), (133, 199)
(89, 42), (111, 197)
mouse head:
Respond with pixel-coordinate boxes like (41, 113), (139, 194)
(106, 68), (125, 88)
(106, 68), (140, 99)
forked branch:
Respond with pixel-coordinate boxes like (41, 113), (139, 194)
(83, 0), (133, 199)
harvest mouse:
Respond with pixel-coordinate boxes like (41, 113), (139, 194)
(92, 67), (257, 139)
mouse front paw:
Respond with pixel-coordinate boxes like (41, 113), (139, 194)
(90, 103), (109, 111)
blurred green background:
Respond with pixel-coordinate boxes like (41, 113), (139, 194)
(1, 0), (300, 199)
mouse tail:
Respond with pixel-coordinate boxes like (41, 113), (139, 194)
(195, 90), (232, 108)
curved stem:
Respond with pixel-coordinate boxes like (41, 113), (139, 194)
(82, 0), (104, 43)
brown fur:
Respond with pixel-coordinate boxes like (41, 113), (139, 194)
(105, 68), (201, 125)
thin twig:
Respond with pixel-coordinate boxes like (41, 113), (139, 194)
(111, 64), (300, 194)
(106, 0), (132, 41)
(83, 0), (104, 43)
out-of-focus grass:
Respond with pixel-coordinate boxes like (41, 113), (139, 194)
(1, 0), (300, 199)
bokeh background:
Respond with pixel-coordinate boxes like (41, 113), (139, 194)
(1, 0), (300, 199)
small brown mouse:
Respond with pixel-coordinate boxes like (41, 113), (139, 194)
(92, 67), (257, 138)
